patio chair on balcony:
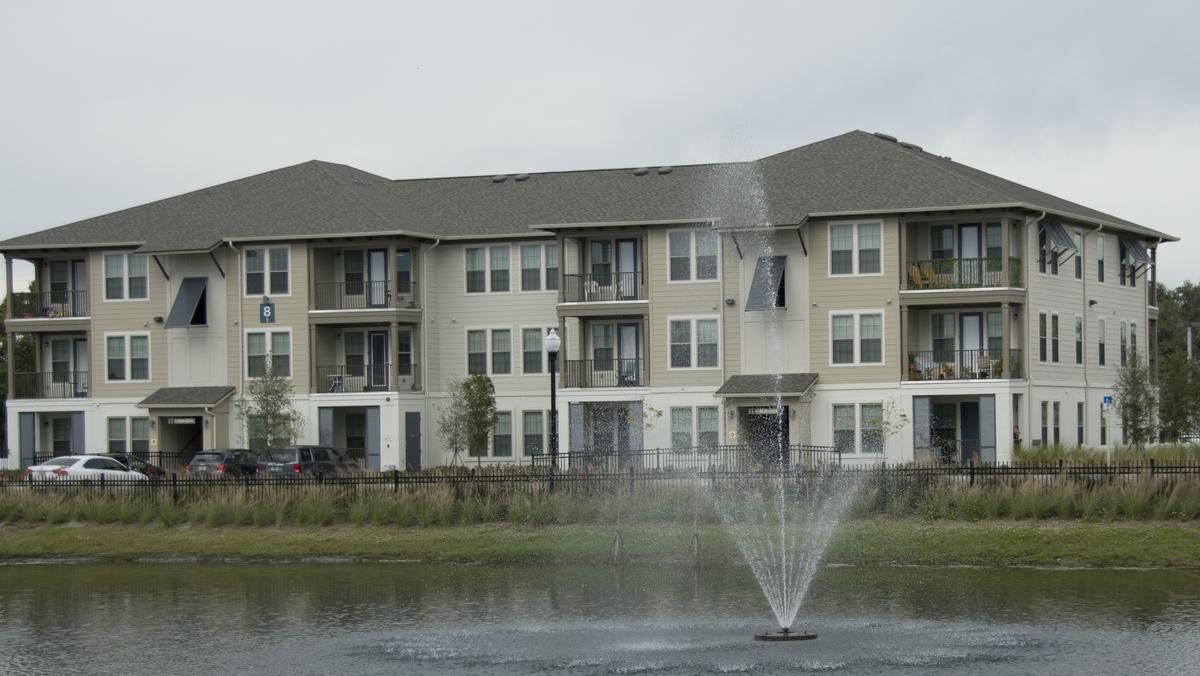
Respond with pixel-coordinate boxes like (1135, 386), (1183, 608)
(907, 263), (924, 289)
(327, 374), (344, 393)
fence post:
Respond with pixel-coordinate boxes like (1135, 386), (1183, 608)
(1149, 458), (1156, 477)
(393, 468), (400, 493)
(170, 473), (178, 505)
(969, 460), (975, 487)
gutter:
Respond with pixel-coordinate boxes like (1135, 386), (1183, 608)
(228, 242), (244, 417)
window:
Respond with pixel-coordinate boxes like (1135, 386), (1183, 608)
(467, 330), (487, 374)
(833, 404), (855, 454)
(591, 323), (614, 370)
(246, 330), (291, 378)
(1120, 321), (1128, 366)
(522, 328), (543, 374)
(1038, 313), (1047, 363)
(860, 403), (883, 453)
(1074, 233), (1083, 279)
(931, 226), (953, 260)
(107, 417), (127, 453)
(1051, 314), (1060, 363)
(1131, 322), (1138, 359)
(1100, 403), (1108, 445)
(1075, 316), (1083, 365)
(1053, 402), (1061, 445)
(745, 256), (786, 310)
(671, 407), (694, 448)
(523, 411), (544, 456)
(932, 314), (955, 362)
(830, 311), (883, 365)
(1097, 236), (1105, 283)
(1119, 240), (1128, 286)
(345, 413), (366, 453)
(106, 334), (150, 382)
(985, 223), (1003, 260)
(395, 249), (413, 294)
(1040, 401), (1048, 444)
(829, 222), (883, 276)
(51, 418), (71, 454)
(343, 332), (365, 376)
(344, 250), (364, 296)
(465, 248), (486, 293)
(493, 412), (512, 457)
(103, 253), (148, 300)
(1098, 319), (1106, 366)
(520, 245), (541, 291)
(668, 318), (719, 369)
(545, 244), (559, 290)
(986, 312), (1002, 358)
(1077, 402), (1085, 445)
(697, 407), (719, 448)
(668, 230), (719, 281)
(397, 329), (414, 375)
(245, 247), (289, 296)
(491, 330), (511, 375)
(490, 246), (510, 292)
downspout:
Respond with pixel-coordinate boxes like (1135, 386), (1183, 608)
(227, 241), (243, 444)
(422, 238), (440, 401)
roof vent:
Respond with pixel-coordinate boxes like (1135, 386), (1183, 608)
(633, 167), (650, 176)
(872, 132), (898, 142)
(491, 175), (507, 183)
(898, 142), (923, 152)
(656, 166), (673, 174)
(513, 173), (530, 182)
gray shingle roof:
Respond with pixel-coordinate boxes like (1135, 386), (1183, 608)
(715, 373), (818, 397)
(0, 131), (1175, 251)
(137, 386), (236, 408)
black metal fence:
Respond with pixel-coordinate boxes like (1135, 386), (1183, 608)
(530, 445), (841, 472)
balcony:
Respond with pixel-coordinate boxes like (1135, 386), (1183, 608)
(313, 363), (420, 394)
(10, 291), (89, 319)
(905, 257), (1021, 290)
(563, 272), (646, 303)
(561, 358), (645, 388)
(312, 281), (419, 311)
(12, 371), (90, 399)
(906, 349), (1023, 381)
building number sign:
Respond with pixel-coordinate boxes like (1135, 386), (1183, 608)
(260, 302), (276, 324)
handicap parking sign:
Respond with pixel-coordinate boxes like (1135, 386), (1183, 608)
(1103, 395), (1114, 411)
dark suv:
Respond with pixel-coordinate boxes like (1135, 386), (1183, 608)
(101, 453), (168, 478)
(185, 449), (260, 477)
(258, 446), (355, 478)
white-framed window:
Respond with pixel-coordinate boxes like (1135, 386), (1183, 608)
(667, 405), (721, 449)
(521, 327), (556, 374)
(667, 316), (720, 369)
(1073, 232), (1084, 279)
(670, 407), (694, 448)
(518, 243), (558, 292)
(1097, 235), (1106, 283)
(828, 221), (883, 276)
(829, 311), (884, 366)
(103, 253), (149, 301)
(1098, 318), (1106, 367)
(107, 417), (127, 453)
(860, 403), (883, 453)
(697, 406), (720, 448)
(1075, 316), (1083, 365)
(833, 404), (856, 453)
(523, 410), (545, 456)
(105, 333), (150, 382)
(246, 329), (292, 378)
(465, 245), (514, 293)
(107, 416), (151, 454)
(1051, 313), (1060, 363)
(833, 403), (884, 454)
(466, 328), (514, 376)
(244, 246), (290, 296)
(1038, 312), (1048, 363)
(493, 411), (513, 457)
(667, 229), (719, 282)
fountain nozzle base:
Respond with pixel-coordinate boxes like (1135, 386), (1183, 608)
(754, 627), (816, 641)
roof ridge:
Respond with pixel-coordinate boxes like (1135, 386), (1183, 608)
(311, 161), (396, 229)
(389, 159), (748, 184)
(861, 133), (1013, 203)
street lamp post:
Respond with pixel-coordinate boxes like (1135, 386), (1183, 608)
(546, 328), (561, 471)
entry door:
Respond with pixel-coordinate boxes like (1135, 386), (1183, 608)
(615, 239), (638, 299)
(49, 261), (70, 309)
(73, 339), (89, 397)
(617, 323), (641, 385)
(368, 331), (389, 390)
(367, 249), (388, 307)
(405, 411), (422, 471)
(960, 313), (983, 376)
(49, 339), (71, 398)
(743, 407), (789, 466)
(958, 223), (981, 285)
(960, 401), (981, 463)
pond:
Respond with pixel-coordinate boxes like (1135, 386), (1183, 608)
(1, 561), (1197, 674)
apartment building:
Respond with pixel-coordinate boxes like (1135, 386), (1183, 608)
(0, 131), (1174, 469)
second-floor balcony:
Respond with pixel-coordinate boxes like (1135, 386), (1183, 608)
(906, 349), (1023, 381)
(313, 362), (420, 394)
(312, 281), (419, 311)
(905, 257), (1021, 290)
(10, 291), (89, 319)
(563, 272), (646, 303)
(561, 358), (645, 388)
(12, 371), (90, 399)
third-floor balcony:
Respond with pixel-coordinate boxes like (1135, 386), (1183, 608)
(562, 272), (646, 303)
(906, 349), (1023, 381)
(904, 257), (1021, 290)
(10, 290), (89, 319)
(12, 371), (90, 399)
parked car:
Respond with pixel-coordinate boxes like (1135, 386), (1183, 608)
(185, 449), (260, 476)
(100, 453), (167, 478)
(331, 449), (367, 473)
(24, 455), (149, 481)
(258, 446), (348, 478)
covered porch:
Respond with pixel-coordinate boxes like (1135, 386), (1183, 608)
(912, 393), (999, 464)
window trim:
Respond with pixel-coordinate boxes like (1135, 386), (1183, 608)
(102, 252), (150, 302)
(242, 245), (292, 298)
(521, 410), (546, 457)
(464, 244), (516, 294)
(665, 228), (721, 284)
(519, 326), (556, 376)
(832, 401), (885, 454)
(103, 332), (152, 383)
(517, 243), (558, 294)
(827, 309), (885, 367)
(665, 315), (722, 371)
(244, 328), (293, 380)
(465, 326), (517, 376)
(827, 220), (885, 277)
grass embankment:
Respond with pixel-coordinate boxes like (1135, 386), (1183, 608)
(1, 520), (1197, 568)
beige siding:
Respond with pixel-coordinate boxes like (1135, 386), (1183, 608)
(88, 249), (168, 399)
(226, 242), (312, 394)
(807, 216), (901, 384)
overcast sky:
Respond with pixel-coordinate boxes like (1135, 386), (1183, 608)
(1, 1), (1197, 290)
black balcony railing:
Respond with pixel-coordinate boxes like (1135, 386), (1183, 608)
(315, 364), (391, 393)
(906, 349), (1022, 381)
(12, 371), (89, 399)
(561, 358), (645, 388)
(313, 281), (419, 310)
(10, 290), (89, 318)
(563, 272), (645, 302)
(905, 257), (1021, 290)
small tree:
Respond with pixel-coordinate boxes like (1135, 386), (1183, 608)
(1158, 358), (1200, 441)
(439, 374), (496, 465)
(238, 361), (304, 453)
(1114, 355), (1157, 450)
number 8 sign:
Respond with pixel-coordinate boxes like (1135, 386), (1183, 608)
(260, 302), (276, 324)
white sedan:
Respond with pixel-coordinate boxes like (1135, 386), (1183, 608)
(24, 455), (150, 480)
